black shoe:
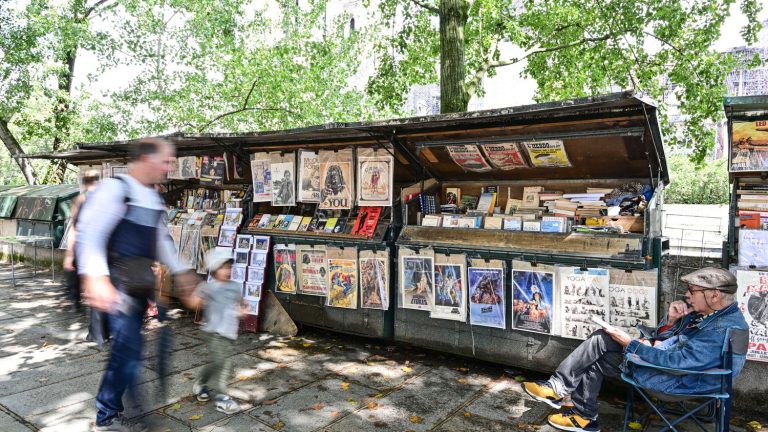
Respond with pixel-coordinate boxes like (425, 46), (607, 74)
(94, 414), (148, 432)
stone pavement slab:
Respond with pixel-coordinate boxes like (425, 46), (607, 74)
(199, 413), (277, 431)
(229, 360), (329, 404)
(0, 408), (35, 432)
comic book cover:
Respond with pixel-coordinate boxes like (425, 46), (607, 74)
(326, 253), (357, 309)
(512, 268), (554, 334)
(274, 244), (297, 294)
(480, 142), (529, 170)
(357, 151), (393, 207)
(250, 154), (272, 202)
(360, 251), (389, 310)
(271, 154), (296, 206)
(523, 140), (571, 167)
(297, 246), (327, 296)
(446, 145), (493, 172)
(468, 266), (505, 328)
(298, 150), (321, 202)
(558, 267), (609, 340)
(608, 269), (658, 337)
(431, 255), (466, 321)
(737, 269), (768, 362)
(319, 149), (354, 209)
(399, 253), (434, 311)
(200, 155), (226, 185)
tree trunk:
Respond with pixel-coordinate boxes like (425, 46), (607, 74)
(439, 0), (469, 113)
(0, 118), (39, 185)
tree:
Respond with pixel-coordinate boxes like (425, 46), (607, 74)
(664, 154), (729, 204)
(367, 0), (763, 157)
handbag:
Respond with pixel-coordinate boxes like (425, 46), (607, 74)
(111, 255), (156, 298)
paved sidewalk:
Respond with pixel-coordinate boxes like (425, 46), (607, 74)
(0, 264), (765, 432)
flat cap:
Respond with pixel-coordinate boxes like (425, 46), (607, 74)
(680, 267), (737, 294)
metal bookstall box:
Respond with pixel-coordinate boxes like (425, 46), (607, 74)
(12, 185), (80, 247)
(388, 92), (669, 372)
(0, 186), (30, 237)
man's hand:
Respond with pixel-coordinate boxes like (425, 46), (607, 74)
(667, 300), (690, 325)
(62, 253), (75, 272)
(83, 275), (118, 312)
(174, 270), (199, 302)
(604, 326), (632, 347)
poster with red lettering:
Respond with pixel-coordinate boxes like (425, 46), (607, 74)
(737, 269), (768, 362)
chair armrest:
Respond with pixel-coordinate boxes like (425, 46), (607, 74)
(625, 354), (732, 376)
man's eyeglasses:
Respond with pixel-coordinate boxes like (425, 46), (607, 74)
(686, 287), (714, 295)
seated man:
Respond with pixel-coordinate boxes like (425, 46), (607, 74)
(522, 267), (748, 432)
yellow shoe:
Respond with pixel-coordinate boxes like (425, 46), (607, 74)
(547, 409), (600, 432)
(521, 381), (563, 409)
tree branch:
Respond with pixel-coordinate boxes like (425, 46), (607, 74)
(488, 33), (615, 69)
(84, 0), (111, 19)
(410, 0), (439, 14)
(466, 33), (502, 98)
(0, 118), (38, 185)
(197, 107), (297, 132)
(242, 79), (259, 110)
(642, 30), (701, 80)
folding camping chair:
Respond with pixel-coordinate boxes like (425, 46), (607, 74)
(621, 328), (748, 432)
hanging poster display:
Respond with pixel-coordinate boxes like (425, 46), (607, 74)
(608, 269), (658, 337)
(737, 269), (768, 362)
(274, 244), (297, 294)
(271, 152), (296, 206)
(739, 229), (768, 267)
(244, 300), (260, 315)
(359, 249), (389, 310)
(250, 153), (272, 202)
(296, 245), (327, 296)
(357, 148), (394, 207)
(217, 226), (237, 247)
(319, 149), (354, 209)
(399, 247), (435, 311)
(244, 282), (261, 300)
(523, 140), (572, 167)
(298, 150), (321, 202)
(730, 120), (768, 172)
(511, 261), (555, 335)
(222, 208), (243, 228)
(446, 145), (493, 172)
(431, 253), (467, 322)
(179, 229), (200, 270)
(468, 258), (505, 329)
(558, 267), (609, 340)
(326, 247), (358, 309)
(480, 143), (529, 170)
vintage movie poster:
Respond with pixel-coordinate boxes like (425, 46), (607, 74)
(326, 247), (358, 309)
(431, 253), (466, 322)
(271, 153), (296, 206)
(737, 269), (768, 362)
(217, 226), (236, 247)
(512, 266), (555, 335)
(176, 156), (197, 178)
(558, 267), (610, 340)
(296, 245), (327, 296)
(730, 120), (768, 172)
(357, 149), (394, 207)
(298, 150), (321, 202)
(481, 143), (529, 170)
(359, 249), (389, 310)
(446, 145), (493, 172)
(608, 269), (658, 337)
(319, 149), (354, 209)
(399, 249), (435, 311)
(739, 229), (768, 267)
(250, 153), (272, 202)
(273, 244), (297, 294)
(468, 262), (505, 329)
(244, 282), (261, 300)
(523, 140), (572, 167)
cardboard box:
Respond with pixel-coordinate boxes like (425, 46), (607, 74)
(604, 215), (644, 233)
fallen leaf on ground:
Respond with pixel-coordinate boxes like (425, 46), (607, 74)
(340, 382), (350, 390)
(627, 421), (642, 430)
(373, 393), (384, 398)
(237, 375), (249, 381)
(464, 412), (471, 417)
(189, 414), (202, 421)
(329, 411), (340, 417)
(262, 399), (278, 405)
(514, 375), (527, 382)
(273, 420), (285, 430)
(367, 401), (378, 409)
(304, 403), (324, 411)
(456, 378), (467, 384)
(302, 343), (312, 348)
(409, 415), (423, 424)
(402, 366), (413, 373)
(747, 421), (763, 431)
(367, 354), (388, 362)
(373, 421), (388, 427)
(169, 403), (181, 411)
(454, 367), (469, 372)
(41, 342), (49, 349)
(276, 364), (289, 369)
(348, 398), (358, 406)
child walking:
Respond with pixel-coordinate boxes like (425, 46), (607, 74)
(187, 248), (243, 414)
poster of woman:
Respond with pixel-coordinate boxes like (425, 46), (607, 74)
(512, 269), (554, 334)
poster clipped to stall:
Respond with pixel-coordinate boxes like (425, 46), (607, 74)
(398, 247), (435, 311)
(446, 145), (493, 172)
(298, 150), (321, 203)
(319, 149), (355, 209)
(739, 229), (768, 267)
(608, 269), (658, 337)
(326, 246), (358, 309)
(481, 143), (529, 170)
(523, 140), (572, 167)
(273, 244), (297, 294)
(250, 152), (273, 202)
(270, 152), (296, 207)
(737, 269), (768, 362)
(359, 249), (389, 310)
(730, 120), (768, 172)
(558, 267), (609, 340)
(468, 258), (505, 329)
(511, 261), (556, 335)
(296, 245), (327, 296)
(357, 148), (394, 207)
(431, 253), (467, 322)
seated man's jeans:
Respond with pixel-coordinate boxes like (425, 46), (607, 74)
(548, 329), (624, 420)
(95, 305), (144, 425)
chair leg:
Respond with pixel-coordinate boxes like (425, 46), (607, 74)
(720, 398), (731, 432)
(623, 387), (634, 432)
(634, 388), (680, 432)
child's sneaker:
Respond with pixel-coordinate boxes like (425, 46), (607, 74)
(192, 382), (211, 402)
(214, 394), (240, 414)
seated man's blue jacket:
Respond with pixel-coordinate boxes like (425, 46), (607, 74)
(624, 302), (748, 395)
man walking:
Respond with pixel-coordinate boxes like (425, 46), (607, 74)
(77, 138), (196, 432)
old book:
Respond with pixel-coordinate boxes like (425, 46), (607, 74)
(297, 216), (313, 231)
(521, 186), (544, 208)
(523, 220), (541, 232)
(503, 216), (522, 231)
(476, 192), (497, 215)
(541, 216), (567, 233)
(445, 187), (461, 205)
(324, 217), (338, 233)
(484, 216), (503, 230)
(421, 214), (442, 227)
(505, 199), (523, 215)
(287, 216), (302, 231)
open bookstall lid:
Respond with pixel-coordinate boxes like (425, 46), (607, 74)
(725, 96), (768, 119)
(2, 185), (80, 221)
(724, 96), (768, 176)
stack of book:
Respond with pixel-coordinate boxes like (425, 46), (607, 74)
(737, 182), (768, 229)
